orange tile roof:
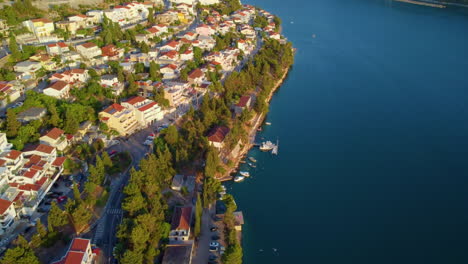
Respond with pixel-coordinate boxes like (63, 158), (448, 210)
(124, 96), (146, 105)
(188, 68), (203, 79)
(64, 251), (85, 264)
(5, 150), (22, 160)
(45, 128), (65, 140)
(79, 42), (97, 49)
(70, 238), (90, 252)
(138, 102), (157, 112)
(47, 81), (68, 91)
(103, 103), (125, 114)
(52, 157), (67, 167)
(207, 126), (229, 143)
(171, 206), (192, 230)
(0, 198), (12, 215)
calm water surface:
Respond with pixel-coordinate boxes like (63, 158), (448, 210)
(230, 0), (468, 263)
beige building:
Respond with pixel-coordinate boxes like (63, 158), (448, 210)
(40, 128), (68, 152)
(99, 103), (139, 136)
(22, 18), (55, 38)
(121, 96), (164, 128)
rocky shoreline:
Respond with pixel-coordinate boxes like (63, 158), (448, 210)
(219, 63), (293, 181)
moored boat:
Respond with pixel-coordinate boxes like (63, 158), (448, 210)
(248, 157), (257, 163)
(240, 171), (250, 177)
(234, 176), (245, 182)
(265, 122), (272, 125)
(248, 162), (256, 168)
(260, 141), (275, 151)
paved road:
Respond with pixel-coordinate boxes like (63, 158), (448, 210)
(192, 206), (216, 264)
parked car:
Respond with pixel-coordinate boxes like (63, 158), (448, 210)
(143, 140), (153, 146)
(209, 246), (218, 252)
(57, 196), (67, 203)
(210, 227), (218, 232)
(209, 255), (218, 260)
(211, 235), (220, 240)
(108, 150), (118, 157)
(209, 242), (220, 247)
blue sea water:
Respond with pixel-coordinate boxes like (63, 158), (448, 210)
(230, 0), (468, 263)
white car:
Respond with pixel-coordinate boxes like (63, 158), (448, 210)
(143, 140), (153, 146)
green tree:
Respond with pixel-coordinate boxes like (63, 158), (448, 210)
(149, 61), (160, 81)
(36, 219), (47, 238)
(9, 35), (21, 61)
(0, 246), (40, 264)
(48, 201), (68, 231)
(6, 110), (20, 137)
(194, 194), (202, 237)
(70, 203), (92, 232)
(101, 151), (113, 168)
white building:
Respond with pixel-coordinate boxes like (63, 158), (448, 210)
(122, 96), (164, 127)
(22, 18), (55, 38)
(76, 42), (102, 60)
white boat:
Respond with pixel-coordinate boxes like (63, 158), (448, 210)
(248, 162), (256, 168)
(240, 171), (250, 177)
(265, 122), (272, 125)
(248, 157), (257, 163)
(260, 141), (275, 151)
(234, 176), (245, 182)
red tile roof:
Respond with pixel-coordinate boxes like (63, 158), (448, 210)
(52, 157), (67, 167)
(0, 159), (5, 167)
(103, 103), (125, 114)
(19, 184), (41, 191)
(188, 68), (203, 79)
(70, 238), (90, 252)
(171, 206), (192, 230)
(124, 96), (146, 105)
(44, 128), (65, 140)
(166, 40), (179, 48)
(0, 199), (12, 215)
(79, 42), (97, 49)
(58, 42), (68, 48)
(23, 169), (39, 179)
(32, 18), (52, 23)
(236, 95), (250, 107)
(138, 102), (157, 112)
(64, 251), (85, 264)
(47, 81), (69, 91)
(5, 150), (22, 160)
(24, 144), (55, 154)
(207, 126), (229, 143)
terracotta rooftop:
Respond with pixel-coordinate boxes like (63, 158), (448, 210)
(70, 238), (90, 252)
(124, 96), (146, 105)
(79, 42), (97, 49)
(0, 199), (12, 215)
(188, 68), (203, 79)
(207, 126), (229, 143)
(4, 150), (22, 160)
(52, 157), (67, 167)
(24, 144), (55, 154)
(236, 95), (250, 108)
(171, 206), (192, 230)
(44, 128), (65, 140)
(103, 103), (125, 114)
(47, 81), (68, 91)
(137, 102), (157, 112)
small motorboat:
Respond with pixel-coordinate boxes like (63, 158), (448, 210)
(239, 160), (246, 164)
(248, 162), (256, 168)
(240, 171), (250, 177)
(248, 157), (257, 163)
(234, 176), (245, 182)
(260, 141), (275, 151)
(265, 122), (271, 125)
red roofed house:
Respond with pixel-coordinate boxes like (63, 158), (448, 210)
(234, 95), (252, 115)
(169, 206), (193, 242)
(160, 40), (180, 52)
(207, 126), (230, 149)
(159, 50), (179, 61)
(0, 198), (16, 235)
(46, 42), (69, 55)
(122, 96), (164, 127)
(99, 103), (139, 136)
(101, 44), (121, 60)
(76, 42), (102, 59)
(187, 68), (205, 85)
(43, 80), (70, 99)
(40, 128), (69, 151)
(51, 238), (96, 264)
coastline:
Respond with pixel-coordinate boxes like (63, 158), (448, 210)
(219, 62), (293, 182)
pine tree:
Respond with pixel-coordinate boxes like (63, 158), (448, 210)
(48, 201), (69, 231)
(194, 194), (202, 237)
(6, 110), (20, 137)
(101, 151), (113, 168)
(9, 35), (21, 61)
(36, 219), (47, 238)
(149, 61), (160, 81)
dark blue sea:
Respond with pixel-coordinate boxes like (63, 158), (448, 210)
(230, 0), (468, 263)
